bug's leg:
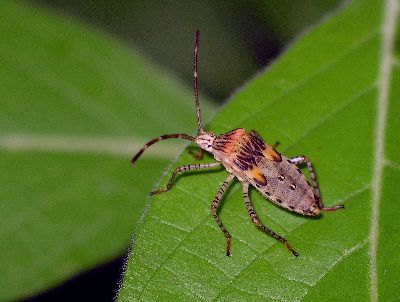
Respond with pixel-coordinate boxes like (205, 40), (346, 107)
(189, 148), (204, 160)
(289, 156), (344, 211)
(242, 183), (298, 257)
(211, 173), (236, 256)
(150, 162), (221, 196)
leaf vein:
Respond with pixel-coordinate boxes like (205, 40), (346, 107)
(180, 247), (233, 279)
(219, 29), (379, 130)
(282, 82), (376, 150)
(213, 183), (369, 300)
(137, 213), (212, 299)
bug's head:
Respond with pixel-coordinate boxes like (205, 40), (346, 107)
(195, 132), (216, 152)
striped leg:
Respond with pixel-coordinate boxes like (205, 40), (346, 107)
(150, 162), (221, 196)
(289, 155), (344, 211)
(211, 173), (236, 256)
(242, 183), (298, 257)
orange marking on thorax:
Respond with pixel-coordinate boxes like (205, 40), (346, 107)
(215, 128), (247, 155)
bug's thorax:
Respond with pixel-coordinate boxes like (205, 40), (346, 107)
(210, 128), (249, 175)
(195, 129), (247, 175)
(211, 128), (247, 156)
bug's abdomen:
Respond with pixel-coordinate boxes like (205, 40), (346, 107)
(253, 157), (320, 216)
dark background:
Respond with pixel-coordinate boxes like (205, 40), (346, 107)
(21, 1), (342, 301)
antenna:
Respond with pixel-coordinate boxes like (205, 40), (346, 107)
(131, 30), (203, 166)
(131, 133), (194, 165)
(193, 30), (204, 135)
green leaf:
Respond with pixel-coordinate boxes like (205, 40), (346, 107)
(0, 1), (214, 300)
(118, 0), (400, 301)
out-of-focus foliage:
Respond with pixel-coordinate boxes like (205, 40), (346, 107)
(32, 0), (342, 100)
(0, 1), (213, 300)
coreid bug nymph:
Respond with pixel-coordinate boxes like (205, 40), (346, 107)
(131, 30), (344, 257)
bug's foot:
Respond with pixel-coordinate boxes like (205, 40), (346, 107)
(322, 204), (345, 211)
(149, 188), (168, 196)
(284, 242), (299, 257)
(225, 237), (231, 257)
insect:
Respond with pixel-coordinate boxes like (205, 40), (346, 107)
(131, 30), (344, 257)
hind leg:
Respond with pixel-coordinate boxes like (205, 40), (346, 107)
(289, 155), (344, 211)
(242, 182), (298, 257)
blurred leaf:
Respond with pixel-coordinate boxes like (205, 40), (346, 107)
(118, 0), (399, 301)
(251, 0), (342, 46)
(0, 1), (214, 300)
(33, 0), (261, 100)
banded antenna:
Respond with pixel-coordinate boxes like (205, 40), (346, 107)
(131, 30), (203, 165)
(193, 30), (204, 135)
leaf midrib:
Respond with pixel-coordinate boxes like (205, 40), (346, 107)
(369, 0), (399, 301)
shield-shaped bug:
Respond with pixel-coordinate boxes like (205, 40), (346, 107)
(131, 30), (344, 257)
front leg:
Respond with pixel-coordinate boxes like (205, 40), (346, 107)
(210, 173), (236, 256)
(150, 162), (221, 196)
(289, 155), (344, 211)
(242, 183), (298, 256)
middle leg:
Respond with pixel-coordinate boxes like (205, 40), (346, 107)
(242, 182), (298, 256)
(210, 173), (236, 256)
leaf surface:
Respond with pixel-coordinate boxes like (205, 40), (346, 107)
(118, 0), (400, 301)
(0, 1), (213, 300)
